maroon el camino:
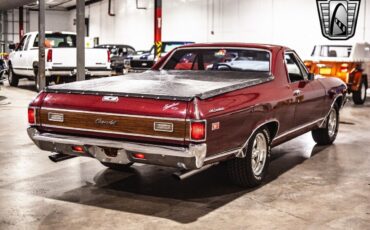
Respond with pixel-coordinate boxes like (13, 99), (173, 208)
(27, 43), (347, 188)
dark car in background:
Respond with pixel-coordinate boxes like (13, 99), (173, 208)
(95, 44), (136, 74)
(124, 41), (194, 72)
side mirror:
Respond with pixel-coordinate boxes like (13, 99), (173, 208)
(8, 44), (16, 50)
(308, 73), (315, 81)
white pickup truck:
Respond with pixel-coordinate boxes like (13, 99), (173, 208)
(8, 31), (111, 91)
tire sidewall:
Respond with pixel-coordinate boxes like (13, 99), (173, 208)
(326, 104), (339, 142)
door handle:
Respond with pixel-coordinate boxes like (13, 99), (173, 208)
(293, 89), (302, 96)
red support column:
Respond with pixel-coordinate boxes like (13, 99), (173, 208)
(19, 6), (24, 41)
(154, 0), (162, 60)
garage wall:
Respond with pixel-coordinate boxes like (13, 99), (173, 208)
(29, 10), (71, 33)
(70, 0), (370, 57)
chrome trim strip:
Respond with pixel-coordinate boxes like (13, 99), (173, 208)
(274, 118), (324, 140)
(40, 107), (186, 122)
(41, 124), (185, 141)
(204, 148), (239, 162)
(237, 119), (280, 158)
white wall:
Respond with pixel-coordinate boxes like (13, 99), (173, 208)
(29, 10), (72, 33)
(67, 0), (370, 57)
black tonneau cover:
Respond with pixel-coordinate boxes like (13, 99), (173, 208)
(45, 70), (274, 101)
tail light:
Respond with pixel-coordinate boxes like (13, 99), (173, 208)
(132, 153), (145, 159)
(190, 121), (206, 141)
(72, 145), (85, 153)
(107, 50), (111, 63)
(47, 49), (53, 62)
(28, 107), (36, 125)
(340, 63), (349, 73)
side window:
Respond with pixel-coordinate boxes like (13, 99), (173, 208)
(285, 53), (304, 83)
(33, 35), (39, 47)
(16, 36), (27, 51)
(23, 35), (31, 51)
(128, 48), (135, 55)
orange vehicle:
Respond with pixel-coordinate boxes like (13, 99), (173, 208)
(305, 43), (370, 105)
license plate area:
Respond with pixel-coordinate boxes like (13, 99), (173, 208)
(88, 146), (131, 164)
(319, 67), (332, 75)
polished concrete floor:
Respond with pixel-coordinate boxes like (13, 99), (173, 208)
(0, 79), (369, 229)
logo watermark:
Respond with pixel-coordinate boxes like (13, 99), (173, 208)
(317, 0), (361, 40)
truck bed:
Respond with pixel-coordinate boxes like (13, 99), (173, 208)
(45, 70), (274, 101)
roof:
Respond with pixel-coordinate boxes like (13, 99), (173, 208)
(180, 42), (287, 52)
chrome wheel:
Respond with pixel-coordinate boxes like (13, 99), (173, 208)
(328, 108), (337, 138)
(361, 82), (366, 101)
(251, 133), (267, 176)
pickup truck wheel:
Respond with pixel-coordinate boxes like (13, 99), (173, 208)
(352, 80), (367, 105)
(8, 66), (19, 87)
(101, 162), (134, 171)
(312, 104), (339, 145)
(227, 128), (271, 188)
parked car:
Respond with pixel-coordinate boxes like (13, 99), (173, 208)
(124, 41), (194, 72)
(95, 44), (135, 74)
(27, 43), (347, 188)
(0, 58), (7, 84)
(304, 43), (370, 104)
(8, 31), (111, 91)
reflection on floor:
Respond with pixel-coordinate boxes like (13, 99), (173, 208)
(0, 80), (369, 229)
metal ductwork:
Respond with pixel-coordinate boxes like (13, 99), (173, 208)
(0, 0), (36, 10)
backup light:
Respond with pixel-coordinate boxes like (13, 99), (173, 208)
(191, 121), (206, 141)
(28, 108), (36, 125)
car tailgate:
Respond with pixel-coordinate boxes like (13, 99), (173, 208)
(38, 93), (189, 144)
(50, 48), (109, 69)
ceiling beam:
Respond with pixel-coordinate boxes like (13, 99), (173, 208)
(0, 0), (35, 10)
(67, 0), (102, 11)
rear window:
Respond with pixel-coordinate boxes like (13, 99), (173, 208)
(163, 48), (271, 72)
(312, 45), (352, 58)
(33, 33), (76, 48)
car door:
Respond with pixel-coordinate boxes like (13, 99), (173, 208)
(284, 52), (326, 127)
(21, 34), (34, 76)
(11, 35), (27, 74)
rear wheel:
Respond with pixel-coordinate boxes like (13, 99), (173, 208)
(227, 128), (271, 188)
(353, 80), (367, 105)
(8, 65), (19, 87)
(101, 162), (134, 171)
(312, 104), (339, 145)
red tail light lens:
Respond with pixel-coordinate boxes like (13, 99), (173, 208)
(132, 153), (145, 159)
(72, 146), (84, 153)
(107, 50), (111, 63)
(28, 108), (36, 124)
(191, 121), (206, 141)
(47, 49), (53, 62)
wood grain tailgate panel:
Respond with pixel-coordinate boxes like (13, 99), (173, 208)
(39, 108), (189, 140)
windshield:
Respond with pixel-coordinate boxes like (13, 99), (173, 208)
(312, 45), (352, 58)
(163, 48), (271, 72)
(33, 33), (76, 48)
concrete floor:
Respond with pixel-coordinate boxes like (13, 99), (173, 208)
(0, 79), (369, 230)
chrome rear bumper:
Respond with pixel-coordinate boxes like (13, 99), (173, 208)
(27, 128), (207, 169)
